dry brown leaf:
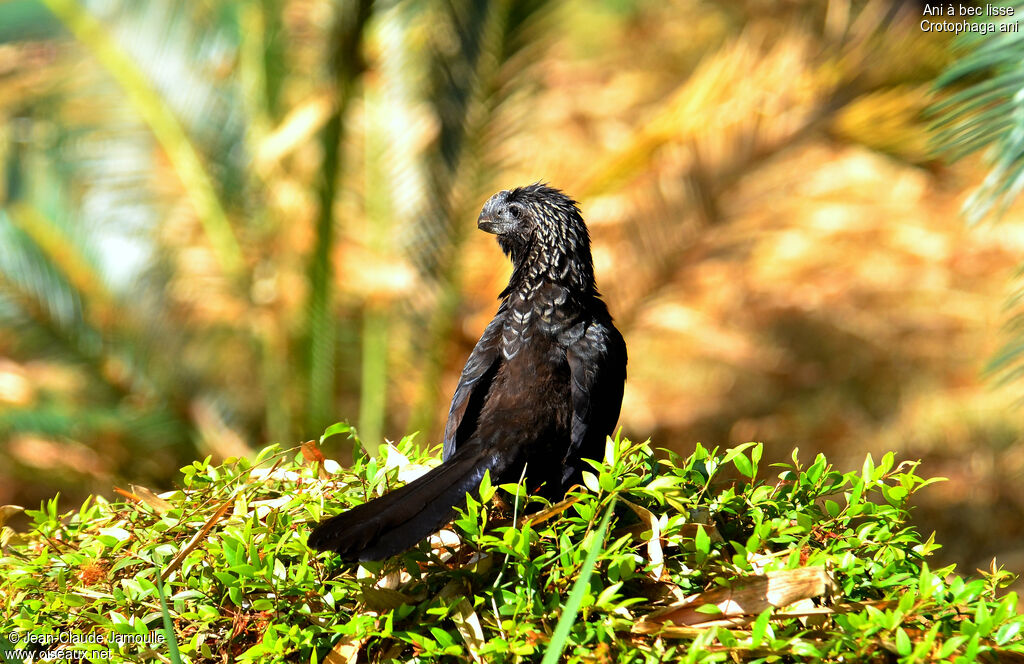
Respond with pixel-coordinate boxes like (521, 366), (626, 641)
(112, 487), (140, 504)
(777, 599), (896, 617)
(635, 566), (832, 631)
(437, 580), (485, 662)
(130, 485), (173, 514)
(161, 494), (235, 581)
(980, 648), (1024, 663)
(301, 440), (326, 465)
(1, 526), (28, 550)
(520, 495), (581, 528)
(0, 505), (24, 529)
(621, 498), (665, 580)
(427, 528), (463, 561)
(323, 633), (367, 664)
(360, 586), (416, 612)
(451, 596), (485, 662)
(367, 568), (411, 590)
(300, 440), (330, 480)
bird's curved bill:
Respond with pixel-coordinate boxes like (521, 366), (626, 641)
(477, 213), (511, 235)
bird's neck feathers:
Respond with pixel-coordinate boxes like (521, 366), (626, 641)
(500, 221), (596, 302)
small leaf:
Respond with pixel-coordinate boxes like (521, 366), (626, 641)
(694, 603), (723, 615)
(320, 421), (353, 444)
(479, 470), (494, 503)
(695, 524), (711, 556)
(937, 635), (969, 659)
(892, 627), (910, 655)
(995, 621), (1022, 646)
(750, 608), (771, 645)
(596, 582), (624, 609)
(733, 453), (753, 479)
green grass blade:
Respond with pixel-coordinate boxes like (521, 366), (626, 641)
(541, 495), (617, 664)
(154, 569), (183, 664)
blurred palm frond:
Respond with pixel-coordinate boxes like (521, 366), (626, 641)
(39, 0), (244, 276)
(930, 2), (1024, 224)
(929, 2), (1024, 395)
(575, 2), (943, 327)
(987, 265), (1024, 393)
(0, 203), (195, 466)
(0, 0), (255, 479)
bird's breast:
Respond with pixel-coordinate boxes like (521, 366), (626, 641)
(480, 327), (572, 438)
(500, 287), (575, 361)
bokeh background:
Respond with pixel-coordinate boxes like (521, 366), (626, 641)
(1, 0), (1022, 581)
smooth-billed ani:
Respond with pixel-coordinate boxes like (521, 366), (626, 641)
(307, 184), (627, 561)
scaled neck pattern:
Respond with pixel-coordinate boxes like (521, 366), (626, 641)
(498, 203), (597, 361)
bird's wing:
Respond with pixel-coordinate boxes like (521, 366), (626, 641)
(564, 314), (627, 484)
(442, 301), (507, 460)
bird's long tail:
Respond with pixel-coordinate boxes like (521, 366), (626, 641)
(307, 445), (502, 561)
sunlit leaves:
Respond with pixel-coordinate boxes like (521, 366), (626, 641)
(1, 430), (1021, 662)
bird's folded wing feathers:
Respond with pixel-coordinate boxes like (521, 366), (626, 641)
(564, 317), (627, 481)
(442, 300), (508, 460)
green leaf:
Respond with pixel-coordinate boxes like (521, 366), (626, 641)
(0, 436), (1009, 662)
(479, 469), (494, 503)
(996, 620), (1022, 645)
(733, 452), (753, 479)
(721, 442), (758, 466)
(695, 524), (711, 556)
(937, 634), (969, 659)
(320, 421), (353, 445)
(595, 582), (623, 609)
(750, 608), (772, 646)
(895, 627), (912, 656)
(693, 603), (722, 615)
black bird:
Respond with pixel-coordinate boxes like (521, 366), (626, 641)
(307, 184), (627, 561)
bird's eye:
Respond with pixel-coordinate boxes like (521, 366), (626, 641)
(508, 203), (523, 219)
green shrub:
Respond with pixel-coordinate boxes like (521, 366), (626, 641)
(1, 428), (1021, 663)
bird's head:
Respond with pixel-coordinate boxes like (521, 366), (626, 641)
(477, 183), (595, 294)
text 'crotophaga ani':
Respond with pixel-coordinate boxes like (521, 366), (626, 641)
(307, 184), (627, 561)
